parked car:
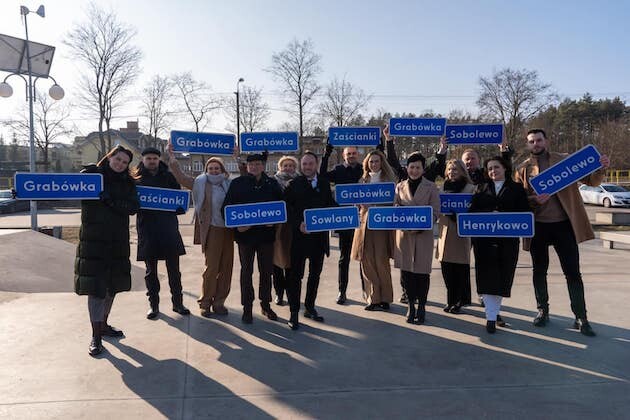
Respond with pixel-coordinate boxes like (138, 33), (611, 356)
(0, 189), (30, 214)
(579, 183), (630, 208)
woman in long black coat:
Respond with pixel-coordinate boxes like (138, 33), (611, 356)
(75, 145), (139, 356)
(469, 156), (529, 333)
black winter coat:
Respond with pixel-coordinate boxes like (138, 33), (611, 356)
(222, 173), (284, 246)
(469, 179), (529, 297)
(74, 164), (140, 298)
(284, 175), (336, 257)
(135, 161), (186, 261)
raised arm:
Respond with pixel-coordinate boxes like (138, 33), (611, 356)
(383, 124), (407, 181)
(167, 141), (195, 190)
(320, 141), (336, 181)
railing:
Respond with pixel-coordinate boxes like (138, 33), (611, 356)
(607, 169), (630, 184)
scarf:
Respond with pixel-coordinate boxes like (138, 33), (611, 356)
(408, 176), (423, 196)
(443, 178), (468, 193)
(275, 171), (298, 189)
(192, 173), (229, 215)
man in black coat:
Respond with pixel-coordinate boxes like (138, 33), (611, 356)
(320, 144), (362, 305)
(135, 147), (189, 319)
(284, 151), (336, 330)
(222, 153), (284, 324)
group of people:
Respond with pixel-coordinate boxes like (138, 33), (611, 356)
(74, 127), (609, 357)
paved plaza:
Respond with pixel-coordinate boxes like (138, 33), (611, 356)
(0, 209), (629, 419)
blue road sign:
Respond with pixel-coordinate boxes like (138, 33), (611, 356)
(457, 212), (535, 237)
(240, 132), (299, 152)
(304, 206), (359, 233)
(328, 126), (381, 147)
(367, 206), (434, 230)
(388, 118), (447, 137)
(440, 193), (473, 215)
(137, 186), (190, 212)
(445, 124), (504, 145)
(14, 172), (102, 200)
(170, 130), (235, 155)
(224, 201), (287, 228)
(335, 182), (396, 205)
(530, 144), (602, 196)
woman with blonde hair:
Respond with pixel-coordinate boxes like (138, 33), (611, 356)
(272, 155), (299, 305)
(351, 149), (398, 311)
(436, 159), (474, 314)
(167, 143), (234, 317)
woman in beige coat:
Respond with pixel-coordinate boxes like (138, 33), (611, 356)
(167, 144), (234, 317)
(351, 150), (397, 311)
(272, 156), (299, 306)
(436, 159), (474, 314)
(394, 152), (440, 324)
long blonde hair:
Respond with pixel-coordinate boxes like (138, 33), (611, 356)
(444, 159), (473, 184)
(360, 150), (397, 183)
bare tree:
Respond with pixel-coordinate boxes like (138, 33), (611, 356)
(64, 2), (142, 157)
(172, 72), (222, 132)
(225, 85), (270, 132)
(477, 68), (557, 142)
(320, 75), (370, 127)
(266, 38), (322, 136)
(7, 91), (72, 171)
(141, 74), (172, 142)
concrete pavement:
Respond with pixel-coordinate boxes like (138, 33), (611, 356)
(0, 222), (629, 419)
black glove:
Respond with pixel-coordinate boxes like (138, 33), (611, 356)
(175, 206), (186, 215)
(10, 188), (17, 199)
(325, 142), (334, 156)
(99, 191), (113, 207)
(261, 149), (269, 162)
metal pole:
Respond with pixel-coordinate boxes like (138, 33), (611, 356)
(24, 12), (38, 231)
(236, 89), (240, 144)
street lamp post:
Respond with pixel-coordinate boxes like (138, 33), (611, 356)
(235, 77), (244, 144)
(0, 5), (64, 231)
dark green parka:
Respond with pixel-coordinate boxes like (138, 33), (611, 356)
(74, 164), (140, 297)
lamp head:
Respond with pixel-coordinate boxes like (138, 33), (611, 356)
(36, 5), (45, 17)
(238, 78), (244, 83)
(0, 82), (13, 98)
(49, 83), (64, 100)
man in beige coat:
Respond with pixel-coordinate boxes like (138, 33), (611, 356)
(514, 129), (609, 336)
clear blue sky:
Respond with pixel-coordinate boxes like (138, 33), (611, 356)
(1, 0), (629, 141)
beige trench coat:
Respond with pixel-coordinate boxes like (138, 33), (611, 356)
(435, 183), (475, 264)
(393, 178), (441, 274)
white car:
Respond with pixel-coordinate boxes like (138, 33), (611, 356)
(579, 183), (630, 208)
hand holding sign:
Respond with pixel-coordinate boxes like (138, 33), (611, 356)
(383, 124), (391, 141)
(438, 135), (448, 154)
(600, 154), (610, 169)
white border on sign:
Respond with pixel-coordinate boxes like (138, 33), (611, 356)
(169, 129), (236, 156)
(327, 126), (382, 147)
(303, 206), (360, 233)
(14, 172), (104, 200)
(456, 212), (535, 238)
(444, 123), (504, 145)
(529, 144), (602, 196)
(224, 200), (287, 228)
(335, 182), (396, 205)
(367, 205), (434, 230)
(239, 131), (300, 153)
(137, 185), (190, 212)
(388, 118), (447, 137)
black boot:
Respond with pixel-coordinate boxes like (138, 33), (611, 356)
(533, 308), (549, 327)
(172, 295), (190, 315)
(573, 318), (596, 336)
(89, 322), (103, 356)
(486, 320), (496, 334)
(415, 306), (426, 325)
(146, 302), (159, 320)
(406, 303), (416, 324)
(261, 303), (278, 321)
(242, 306), (253, 324)
(288, 311), (299, 330)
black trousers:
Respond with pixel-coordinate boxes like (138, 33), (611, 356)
(287, 246), (325, 313)
(145, 256), (183, 306)
(337, 229), (354, 294)
(238, 242), (274, 308)
(440, 262), (471, 306)
(530, 220), (587, 319)
(273, 265), (289, 300)
(401, 271), (430, 308)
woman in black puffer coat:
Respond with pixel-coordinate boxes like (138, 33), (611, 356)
(74, 145), (139, 356)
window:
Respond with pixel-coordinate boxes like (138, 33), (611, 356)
(193, 160), (203, 172)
